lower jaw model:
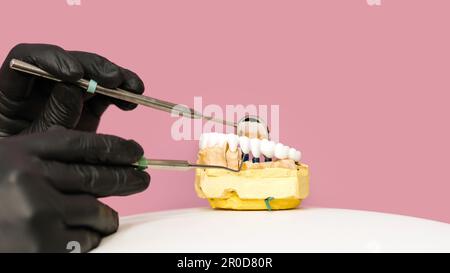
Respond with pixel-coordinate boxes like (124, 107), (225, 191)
(195, 133), (310, 210)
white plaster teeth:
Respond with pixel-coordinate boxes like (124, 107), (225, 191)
(288, 148), (302, 162)
(288, 148), (296, 161)
(239, 136), (250, 154)
(199, 133), (208, 150)
(200, 133), (302, 162)
(206, 133), (218, 147)
(250, 138), (261, 158)
(260, 139), (275, 159)
(274, 143), (289, 159)
(282, 146), (291, 159)
(201, 133), (228, 147)
(217, 133), (227, 147)
(237, 122), (269, 139)
(226, 134), (239, 152)
(274, 143), (284, 158)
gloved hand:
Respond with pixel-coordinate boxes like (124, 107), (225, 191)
(0, 126), (150, 252)
(0, 43), (145, 136)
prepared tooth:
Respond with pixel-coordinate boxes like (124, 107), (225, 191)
(197, 143), (228, 168)
(226, 136), (241, 170)
(226, 134), (239, 152)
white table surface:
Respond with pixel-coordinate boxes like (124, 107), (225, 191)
(93, 207), (450, 253)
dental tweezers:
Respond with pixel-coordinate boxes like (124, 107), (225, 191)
(133, 158), (243, 173)
(9, 59), (244, 172)
(9, 59), (237, 128)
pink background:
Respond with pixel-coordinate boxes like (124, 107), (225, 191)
(1, 0), (449, 223)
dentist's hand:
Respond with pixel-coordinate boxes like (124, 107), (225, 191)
(0, 43), (145, 137)
(0, 127), (150, 252)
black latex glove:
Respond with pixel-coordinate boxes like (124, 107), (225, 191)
(0, 43), (145, 136)
(0, 127), (150, 252)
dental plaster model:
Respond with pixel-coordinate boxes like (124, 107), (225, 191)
(195, 130), (310, 210)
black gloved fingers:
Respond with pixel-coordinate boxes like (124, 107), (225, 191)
(0, 171), (102, 253)
(74, 96), (110, 132)
(69, 51), (124, 89)
(69, 51), (145, 110)
(115, 68), (146, 110)
(0, 112), (30, 137)
(0, 44), (83, 101)
(62, 194), (119, 236)
(120, 68), (145, 94)
(21, 83), (84, 134)
(60, 228), (101, 253)
(41, 161), (150, 197)
(19, 127), (144, 165)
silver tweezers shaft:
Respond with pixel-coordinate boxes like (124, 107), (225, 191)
(9, 59), (237, 128)
(135, 159), (242, 173)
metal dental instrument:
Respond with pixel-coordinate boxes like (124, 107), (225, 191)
(133, 158), (243, 173)
(9, 59), (237, 128)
